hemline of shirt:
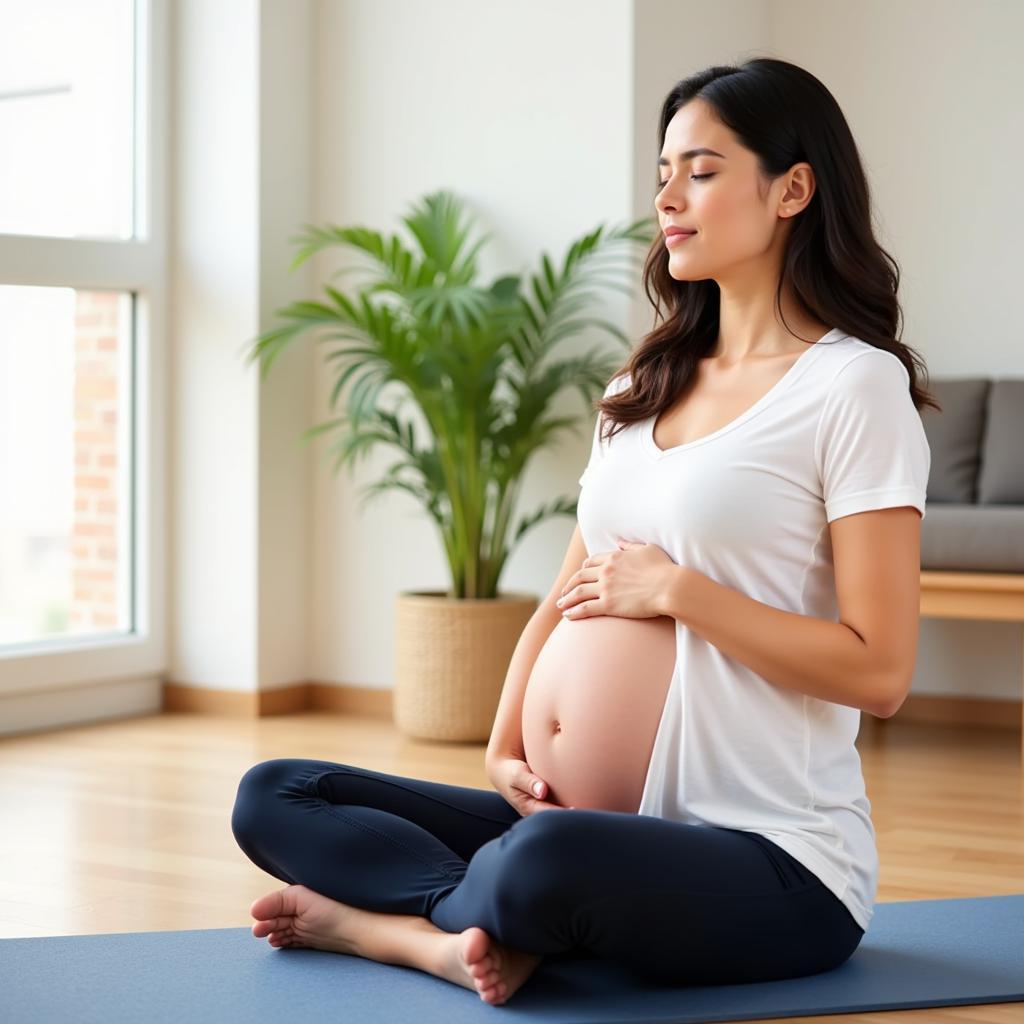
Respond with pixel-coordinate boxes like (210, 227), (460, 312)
(827, 484), (927, 522)
(751, 828), (872, 932)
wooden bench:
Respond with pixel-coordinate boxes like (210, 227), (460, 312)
(918, 571), (1024, 761)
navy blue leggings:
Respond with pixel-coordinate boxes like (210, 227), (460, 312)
(230, 757), (864, 986)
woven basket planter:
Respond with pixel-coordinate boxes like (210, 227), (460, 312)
(393, 590), (539, 742)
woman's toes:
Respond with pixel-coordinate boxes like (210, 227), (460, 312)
(470, 958), (492, 979)
(461, 929), (490, 964)
(249, 889), (285, 921)
(482, 981), (506, 1004)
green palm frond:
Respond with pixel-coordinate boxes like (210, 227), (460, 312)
(246, 188), (656, 597)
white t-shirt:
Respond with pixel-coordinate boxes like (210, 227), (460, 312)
(576, 328), (930, 933)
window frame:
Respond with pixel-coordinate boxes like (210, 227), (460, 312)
(0, 0), (168, 697)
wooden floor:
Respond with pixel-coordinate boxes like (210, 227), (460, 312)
(0, 709), (1021, 1023)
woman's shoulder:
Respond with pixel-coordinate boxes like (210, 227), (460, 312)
(815, 335), (910, 390)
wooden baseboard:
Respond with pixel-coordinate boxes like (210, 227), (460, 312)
(161, 680), (392, 718)
(161, 680), (1017, 732)
(920, 570), (1024, 620)
(880, 692), (1020, 730)
(308, 682), (392, 718)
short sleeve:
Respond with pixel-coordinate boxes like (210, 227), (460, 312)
(814, 350), (930, 523)
(578, 373), (631, 488)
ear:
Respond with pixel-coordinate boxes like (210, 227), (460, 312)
(779, 161), (815, 218)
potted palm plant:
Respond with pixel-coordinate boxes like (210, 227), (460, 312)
(246, 189), (654, 741)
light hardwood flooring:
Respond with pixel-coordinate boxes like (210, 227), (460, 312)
(0, 709), (1021, 1023)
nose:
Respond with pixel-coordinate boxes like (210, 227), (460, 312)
(656, 183), (686, 216)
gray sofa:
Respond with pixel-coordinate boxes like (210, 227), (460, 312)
(919, 378), (1024, 573)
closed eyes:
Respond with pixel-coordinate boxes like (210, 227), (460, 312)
(656, 173), (714, 192)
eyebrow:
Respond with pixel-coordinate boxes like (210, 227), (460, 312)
(657, 148), (726, 166)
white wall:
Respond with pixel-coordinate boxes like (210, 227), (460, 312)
(171, 0), (312, 696)
(308, 0), (635, 688)
(171, 0), (260, 691)
(257, 0), (314, 688)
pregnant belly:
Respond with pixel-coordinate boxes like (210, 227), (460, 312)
(521, 614), (676, 814)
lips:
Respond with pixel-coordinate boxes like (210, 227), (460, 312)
(663, 226), (696, 237)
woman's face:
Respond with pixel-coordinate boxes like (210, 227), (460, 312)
(655, 99), (810, 283)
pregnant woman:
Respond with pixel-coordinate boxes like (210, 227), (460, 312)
(231, 56), (935, 1006)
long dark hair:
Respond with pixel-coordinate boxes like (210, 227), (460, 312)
(596, 56), (939, 443)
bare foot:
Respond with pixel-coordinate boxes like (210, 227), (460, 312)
(436, 925), (543, 1006)
(250, 883), (363, 955)
(249, 884), (542, 1005)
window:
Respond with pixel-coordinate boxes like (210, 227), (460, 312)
(0, 0), (135, 240)
(0, 0), (166, 695)
(0, 286), (133, 646)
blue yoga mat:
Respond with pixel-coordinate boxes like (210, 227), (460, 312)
(2, 894), (1021, 1023)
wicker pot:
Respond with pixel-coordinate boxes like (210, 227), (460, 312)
(393, 590), (539, 742)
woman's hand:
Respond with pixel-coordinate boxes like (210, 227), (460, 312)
(488, 756), (571, 817)
(555, 537), (677, 620)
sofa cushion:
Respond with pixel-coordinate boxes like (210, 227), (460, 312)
(919, 379), (990, 502)
(977, 379), (1024, 503)
(921, 504), (1024, 572)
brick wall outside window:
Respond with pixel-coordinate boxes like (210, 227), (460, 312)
(71, 290), (121, 632)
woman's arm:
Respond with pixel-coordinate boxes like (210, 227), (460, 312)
(655, 506), (922, 718)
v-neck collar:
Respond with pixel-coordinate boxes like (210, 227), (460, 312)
(641, 327), (845, 459)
